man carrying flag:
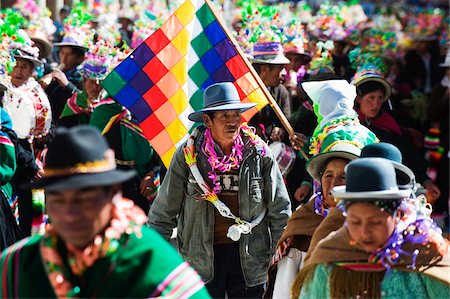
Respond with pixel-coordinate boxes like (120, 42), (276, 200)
(148, 82), (291, 298)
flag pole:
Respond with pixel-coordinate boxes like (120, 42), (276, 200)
(204, 0), (309, 160)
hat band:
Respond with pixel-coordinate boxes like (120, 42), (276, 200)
(43, 150), (116, 177)
(205, 100), (240, 109)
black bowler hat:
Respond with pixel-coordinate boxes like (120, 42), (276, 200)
(28, 126), (136, 192)
(332, 158), (411, 200)
(360, 142), (415, 189)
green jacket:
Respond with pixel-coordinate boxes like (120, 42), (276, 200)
(148, 126), (291, 286)
(0, 226), (211, 298)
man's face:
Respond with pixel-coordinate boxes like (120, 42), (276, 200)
(10, 58), (34, 87)
(46, 186), (115, 249)
(203, 110), (242, 148)
(260, 64), (286, 87)
(59, 46), (84, 71)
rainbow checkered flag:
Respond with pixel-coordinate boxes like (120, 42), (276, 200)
(102, 0), (269, 167)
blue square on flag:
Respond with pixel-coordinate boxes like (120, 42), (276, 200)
(129, 98), (153, 122)
(115, 85), (141, 107)
(115, 58), (140, 81)
(130, 71), (154, 95)
(201, 48), (223, 75)
(204, 21), (226, 46)
(131, 43), (155, 68)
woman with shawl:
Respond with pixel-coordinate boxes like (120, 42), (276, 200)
(294, 158), (449, 298)
(271, 79), (378, 298)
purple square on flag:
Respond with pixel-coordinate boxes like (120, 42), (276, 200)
(201, 77), (216, 91)
(115, 58), (140, 81)
(130, 71), (154, 95)
(200, 48), (223, 75)
(129, 98), (153, 123)
(131, 43), (155, 68)
(115, 84), (141, 108)
(215, 39), (237, 62)
(204, 21), (226, 46)
(212, 65), (234, 82)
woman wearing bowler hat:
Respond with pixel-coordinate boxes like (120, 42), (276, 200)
(293, 158), (449, 298)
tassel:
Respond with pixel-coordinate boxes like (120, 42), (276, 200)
(329, 265), (385, 298)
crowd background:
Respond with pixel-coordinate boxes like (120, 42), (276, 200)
(0, 0), (449, 297)
(0, 0), (448, 238)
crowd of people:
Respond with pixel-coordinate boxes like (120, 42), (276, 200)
(0, 0), (449, 298)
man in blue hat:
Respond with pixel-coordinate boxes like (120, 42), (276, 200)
(148, 82), (292, 298)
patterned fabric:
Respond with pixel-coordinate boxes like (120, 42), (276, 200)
(102, 0), (270, 167)
(299, 264), (450, 298)
(0, 198), (210, 298)
(150, 262), (206, 298)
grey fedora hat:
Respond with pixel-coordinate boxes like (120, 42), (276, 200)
(188, 82), (256, 122)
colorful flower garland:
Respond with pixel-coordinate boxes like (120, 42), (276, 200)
(40, 198), (147, 298)
(366, 196), (449, 270)
(183, 123), (266, 240)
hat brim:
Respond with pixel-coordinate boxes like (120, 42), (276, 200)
(250, 54), (291, 65)
(331, 185), (411, 200)
(188, 102), (257, 122)
(307, 151), (359, 181)
(25, 169), (137, 192)
(284, 49), (311, 57)
(31, 37), (54, 59)
(391, 160), (415, 188)
(353, 76), (391, 102)
(53, 42), (89, 50)
(13, 55), (43, 69)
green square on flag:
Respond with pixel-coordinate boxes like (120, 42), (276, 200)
(102, 71), (127, 97)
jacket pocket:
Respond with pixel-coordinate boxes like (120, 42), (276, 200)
(249, 177), (263, 202)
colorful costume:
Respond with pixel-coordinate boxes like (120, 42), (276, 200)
(0, 197), (209, 298)
(0, 108), (24, 250)
(90, 98), (160, 213)
(58, 91), (91, 127)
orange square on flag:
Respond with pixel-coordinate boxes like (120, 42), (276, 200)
(151, 130), (174, 154)
(236, 72), (258, 95)
(157, 43), (183, 71)
(154, 101), (177, 127)
(156, 72), (180, 99)
(160, 15), (184, 40)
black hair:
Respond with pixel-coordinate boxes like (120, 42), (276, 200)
(252, 63), (281, 74)
(356, 81), (386, 97)
(70, 47), (86, 58)
(308, 72), (343, 82)
(318, 157), (351, 179)
(205, 111), (215, 119)
(344, 198), (403, 216)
